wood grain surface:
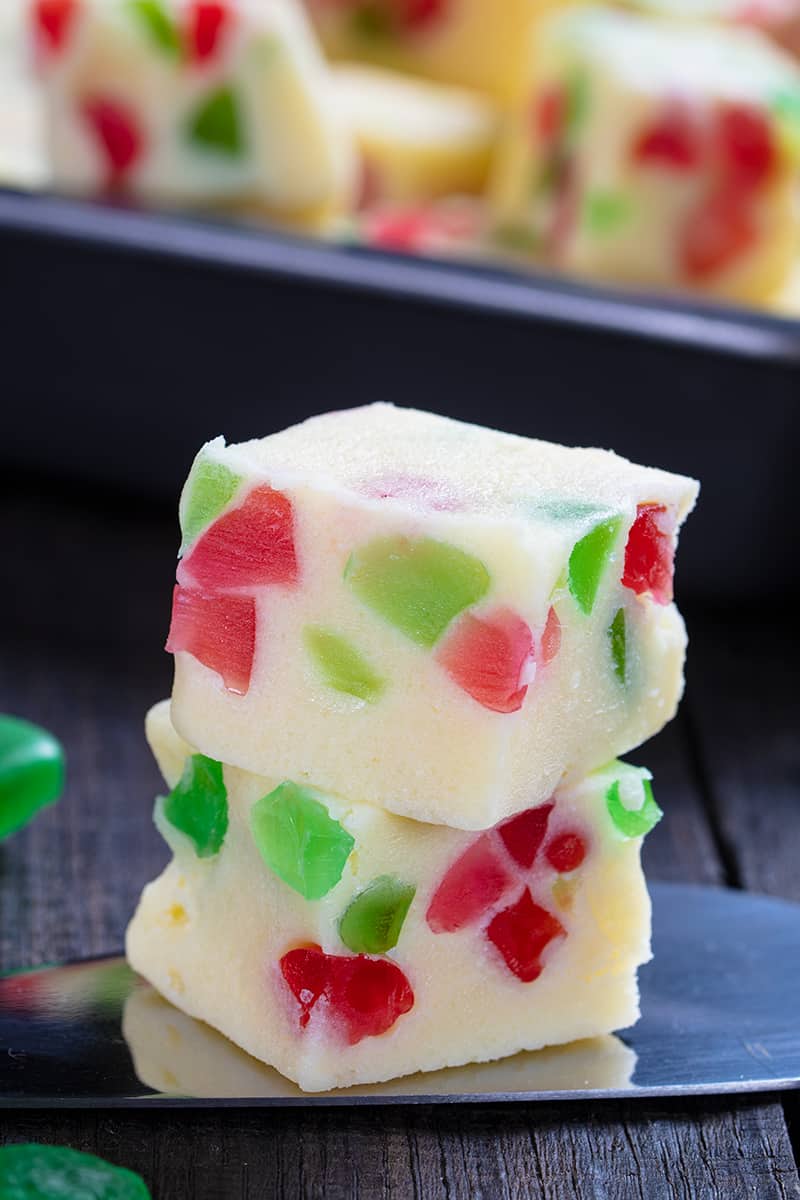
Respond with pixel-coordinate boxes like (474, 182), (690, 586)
(0, 481), (798, 1199)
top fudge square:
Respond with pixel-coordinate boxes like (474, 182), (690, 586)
(167, 404), (698, 829)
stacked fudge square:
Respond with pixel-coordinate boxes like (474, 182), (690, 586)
(126, 404), (699, 1092)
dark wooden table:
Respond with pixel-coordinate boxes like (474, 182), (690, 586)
(1, 479), (798, 1199)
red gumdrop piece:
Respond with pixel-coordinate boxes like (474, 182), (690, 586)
(81, 98), (143, 182)
(33, 0), (79, 54)
(540, 605), (561, 666)
(680, 186), (756, 281)
(178, 484), (298, 591)
(716, 102), (774, 191)
(426, 834), (515, 933)
(280, 947), (414, 1045)
(633, 103), (703, 170)
(497, 802), (554, 870)
(166, 585), (256, 694)
(486, 888), (565, 983)
(622, 503), (675, 605)
(544, 831), (587, 873)
(186, 1), (230, 63)
(435, 608), (534, 714)
(533, 86), (566, 145)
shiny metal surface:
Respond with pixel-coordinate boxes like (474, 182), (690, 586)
(0, 883), (797, 1107)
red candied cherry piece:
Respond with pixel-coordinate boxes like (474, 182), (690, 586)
(426, 834), (516, 933)
(544, 831), (587, 873)
(435, 608), (534, 714)
(486, 888), (565, 983)
(81, 98), (143, 182)
(716, 102), (774, 191)
(680, 185), (756, 281)
(397, 0), (448, 31)
(540, 605), (561, 666)
(622, 503), (675, 605)
(365, 207), (433, 253)
(186, 1), (231, 63)
(178, 484), (298, 591)
(33, 0), (79, 55)
(633, 102), (703, 170)
(497, 802), (554, 870)
(280, 947), (414, 1044)
(166, 585), (256, 694)
(533, 86), (566, 145)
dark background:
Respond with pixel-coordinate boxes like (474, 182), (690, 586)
(0, 197), (798, 1198)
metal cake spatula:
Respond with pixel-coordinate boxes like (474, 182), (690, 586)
(1, 883), (798, 1107)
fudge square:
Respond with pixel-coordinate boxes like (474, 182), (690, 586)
(490, 6), (800, 302)
(126, 700), (658, 1092)
(31, 0), (354, 222)
(166, 404), (698, 830)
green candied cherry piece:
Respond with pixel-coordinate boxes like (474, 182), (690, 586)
(179, 456), (242, 552)
(566, 71), (590, 138)
(345, 535), (490, 647)
(568, 516), (623, 615)
(606, 776), (662, 838)
(188, 86), (244, 156)
(250, 781), (354, 900)
(585, 190), (632, 236)
(339, 875), (416, 954)
(126, 0), (180, 55)
(0, 716), (64, 840)
(609, 607), (627, 685)
(160, 754), (228, 858)
(0, 1143), (151, 1199)
(350, 4), (393, 39)
(304, 627), (386, 703)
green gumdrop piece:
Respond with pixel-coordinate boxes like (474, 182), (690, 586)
(606, 777), (662, 839)
(250, 781), (354, 900)
(585, 190), (632, 236)
(0, 716), (64, 840)
(609, 607), (627, 684)
(161, 754), (228, 858)
(345, 536), (490, 647)
(339, 876), (416, 954)
(179, 456), (242, 552)
(568, 516), (623, 615)
(126, 0), (180, 55)
(0, 1143), (151, 1199)
(188, 86), (244, 156)
(304, 627), (385, 702)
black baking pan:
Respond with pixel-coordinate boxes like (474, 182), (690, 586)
(1, 186), (797, 605)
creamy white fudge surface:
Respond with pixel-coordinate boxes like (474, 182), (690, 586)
(34, 0), (354, 220)
(333, 64), (498, 203)
(491, 7), (800, 301)
(167, 403), (698, 829)
(126, 701), (654, 1092)
(619, 0), (800, 59)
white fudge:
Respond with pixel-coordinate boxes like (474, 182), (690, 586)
(166, 403), (698, 829)
(32, 0), (354, 222)
(126, 700), (656, 1092)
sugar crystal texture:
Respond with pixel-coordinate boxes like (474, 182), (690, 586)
(32, 0), (355, 223)
(167, 403), (698, 829)
(490, 6), (800, 301)
(126, 701), (656, 1091)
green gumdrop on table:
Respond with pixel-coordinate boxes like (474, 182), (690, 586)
(0, 715), (64, 841)
(606, 777), (663, 838)
(609, 607), (627, 684)
(339, 875), (416, 954)
(250, 781), (354, 900)
(0, 1143), (151, 1199)
(188, 86), (244, 155)
(568, 516), (623, 615)
(304, 626), (386, 702)
(345, 535), (490, 647)
(179, 456), (242, 552)
(161, 754), (228, 858)
(126, 0), (180, 56)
